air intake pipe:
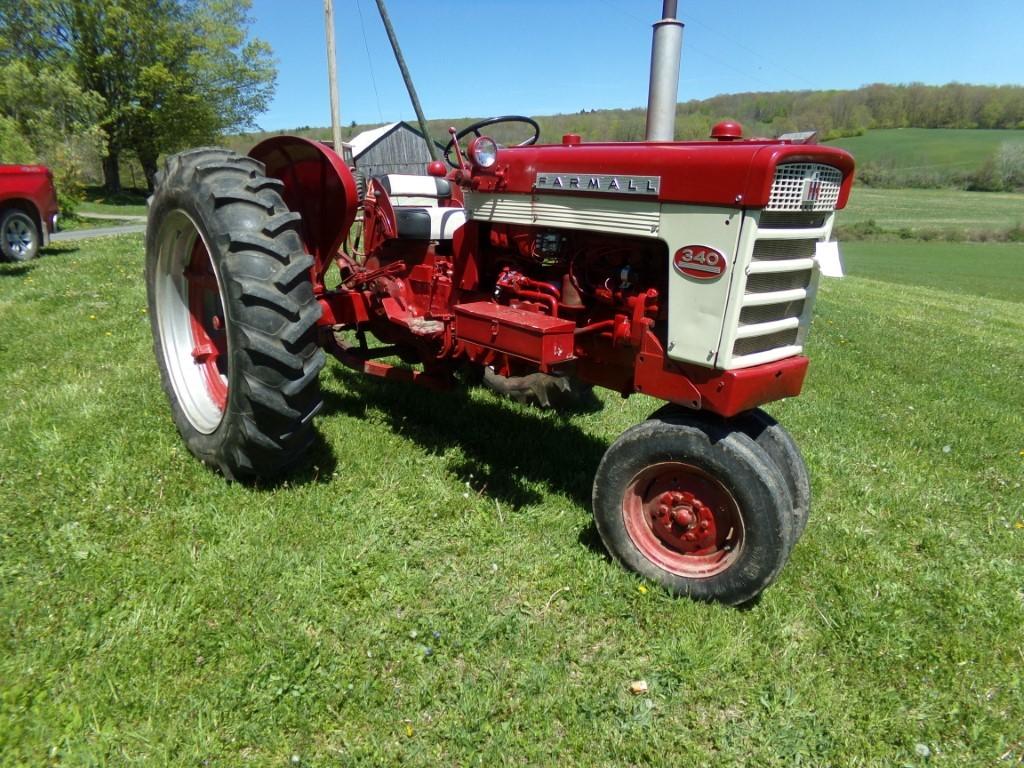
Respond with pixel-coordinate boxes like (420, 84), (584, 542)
(644, 0), (684, 141)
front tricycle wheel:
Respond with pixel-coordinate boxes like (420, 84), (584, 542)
(592, 411), (793, 604)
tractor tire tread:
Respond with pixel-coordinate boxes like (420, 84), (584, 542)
(262, 211), (303, 239)
(228, 232), (294, 263)
(235, 278), (302, 320)
(211, 189), (277, 213)
(245, 177), (285, 195)
(735, 408), (811, 545)
(273, 254), (316, 291)
(145, 147), (323, 481)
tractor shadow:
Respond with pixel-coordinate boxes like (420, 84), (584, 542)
(274, 430), (338, 487)
(322, 368), (611, 526)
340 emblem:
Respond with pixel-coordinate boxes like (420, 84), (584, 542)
(673, 245), (727, 280)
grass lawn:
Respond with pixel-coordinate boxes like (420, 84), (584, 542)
(843, 240), (1024, 303)
(828, 128), (1024, 174)
(837, 187), (1024, 233)
(77, 187), (150, 218)
(58, 216), (139, 232)
(1, 235), (1022, 766)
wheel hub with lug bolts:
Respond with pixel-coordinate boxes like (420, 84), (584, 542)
(649, 489), (718, 552)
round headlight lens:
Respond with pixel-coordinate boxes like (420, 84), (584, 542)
(469, 136), (498, 169)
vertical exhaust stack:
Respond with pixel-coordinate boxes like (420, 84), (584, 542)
(645, 0), (684, 141)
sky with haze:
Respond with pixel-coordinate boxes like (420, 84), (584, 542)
(249, 0), (1023, 131)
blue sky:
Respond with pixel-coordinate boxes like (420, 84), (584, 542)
(249, 0), (1024, 131)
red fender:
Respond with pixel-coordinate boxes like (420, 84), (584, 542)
(361, 177), (398, 256)
(249, 136), (358, 291)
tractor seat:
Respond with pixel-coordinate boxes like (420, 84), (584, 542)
(394, 207), (466, 240)
(376, 174), (466, 241)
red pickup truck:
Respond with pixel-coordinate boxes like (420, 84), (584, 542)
(0, 164), (59, 261)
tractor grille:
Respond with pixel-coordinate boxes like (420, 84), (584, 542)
(725, 221), (826, 367)
(752, 238), (818, 260)
(766, 163), (843, 212)
(739, 300), (805, 326)
(733, 328), (800, 358)
(758, 211), (830, 229)
(745, 269), (813, 294)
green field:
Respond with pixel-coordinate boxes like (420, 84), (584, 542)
(77, 187), (150, 218)
(843, 241), (1024, 302)
(2, 236), (1022, 765)
(829, 128), (1024, 174)
(837, 186), (1024, 234)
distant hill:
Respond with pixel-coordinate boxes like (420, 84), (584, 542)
(228, 82), (1024, 152)
(830, 129), (1024, 188)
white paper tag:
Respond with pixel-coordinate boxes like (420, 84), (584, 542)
(815, 241), (845, 278)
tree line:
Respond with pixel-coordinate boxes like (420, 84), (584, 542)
(237, 81), (1023, 158)
(674, 82), (1024, 139)
(0, 0), (274, 199)
(514, 83), (1024, 144)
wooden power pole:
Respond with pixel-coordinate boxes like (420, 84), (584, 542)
(324, 0), (343, 152)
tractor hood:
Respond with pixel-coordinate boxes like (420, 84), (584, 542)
(472, 140), (855, 210)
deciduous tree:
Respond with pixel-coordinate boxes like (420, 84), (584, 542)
(1, 0), (275, 192)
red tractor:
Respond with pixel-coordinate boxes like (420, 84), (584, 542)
(145, 13), (854, 605)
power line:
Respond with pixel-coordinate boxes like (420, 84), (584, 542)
(354, 0), (385, 123)
(681, 11), (818, 90)
(593, 0), (812, 92)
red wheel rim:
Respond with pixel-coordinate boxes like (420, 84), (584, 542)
(622, 462), (744, 578)
(185, 238), (228, 411)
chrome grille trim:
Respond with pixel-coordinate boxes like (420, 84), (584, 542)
(766, 163), (843, 212)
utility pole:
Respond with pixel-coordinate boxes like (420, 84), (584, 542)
(324, 0), (343, 152)
(374, 0), (440, 161)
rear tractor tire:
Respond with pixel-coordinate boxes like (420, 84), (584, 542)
(145, 148), (324, 481)
(593, 410), (793, 605)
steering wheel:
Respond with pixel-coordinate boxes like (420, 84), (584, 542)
(443, 115), (540, 167)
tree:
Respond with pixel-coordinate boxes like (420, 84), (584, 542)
(127, 0), (276, 186)
(1, 0), (275, 192)
(0, 59), (105, 209)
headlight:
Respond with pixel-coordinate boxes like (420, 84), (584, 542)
(468, 136), (498, 169)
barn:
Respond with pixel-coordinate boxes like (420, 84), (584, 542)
(349, 121), (445, 178)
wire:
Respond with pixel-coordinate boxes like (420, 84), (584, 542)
(354, 0), (385, 123)
(593, 0), (811, 92)
(682, 11), (817, 90)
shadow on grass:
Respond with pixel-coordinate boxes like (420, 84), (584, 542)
(41, 244), (81, 256)
(83, 185), (149, 206)
(0, 245), (80, 275)
(322, 367), (611, 513)
(252, 430), (338, 489)
(0, 262), (37, 277)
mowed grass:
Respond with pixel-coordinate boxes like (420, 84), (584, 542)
(828, 128), (1024, 173)
(2, 235), (1023, 766)
(837, 186), (1024, 232)
(843, 240), (1024, 302)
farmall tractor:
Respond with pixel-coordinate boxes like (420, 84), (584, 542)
(144, 5), (854, 604)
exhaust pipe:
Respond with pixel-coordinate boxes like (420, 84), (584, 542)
(644, 0), (684, 141)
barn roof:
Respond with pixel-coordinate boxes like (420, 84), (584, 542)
(348, 121), (445, 159)
(348, 122), (402, 157)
